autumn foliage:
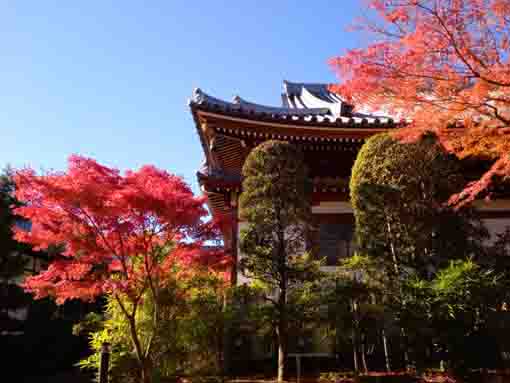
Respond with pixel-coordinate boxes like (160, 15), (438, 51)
(329, 0), (510, 206)
(13, 155), (226, 382)
(14, 155), (225, 303)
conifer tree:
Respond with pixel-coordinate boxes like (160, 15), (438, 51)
(239, 140), (321, 382)
(0, 169), (29, 335)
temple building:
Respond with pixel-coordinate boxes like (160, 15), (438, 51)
(189, 81), (402, 283)
(190, 80), (510, 277)
(189, 80), (510, 365)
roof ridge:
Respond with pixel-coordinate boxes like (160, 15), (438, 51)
(283, 80), (334, 97)
(189, 84), (399, 124)
(189, 88), (332, 116)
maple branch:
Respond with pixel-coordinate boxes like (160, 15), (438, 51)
(115, 293), (147, 368)
(420, 2), (510, 87)
(142, 248), (159, 358)
(117, 227), (127, 258)
(76, 206), (119, 258)
(487, 95), (510, 105)
(114, 292), (132, 320)
(114, 290), (147, 367)
(482, 103), (510, 125)
(113, 228), (133, 281)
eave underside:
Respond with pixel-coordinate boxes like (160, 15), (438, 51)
(194, 110), (396, 222)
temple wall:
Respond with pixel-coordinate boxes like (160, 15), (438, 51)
(483, 218), (510, 243)
(236, 200), (510, 284)
(475, 200), (510, 243)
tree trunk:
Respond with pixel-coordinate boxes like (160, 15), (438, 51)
(221, 290), (229, 377)
(276, 203), (287, 383)
(352, 299), (360, 373)
(276, 314), (287, 383)
(352, 328), (359, 373)
(141, 358), (152, 383)
(382, 328), (391, 372)
(401, 326), (411, 372)
(386, 218), (411, 371)
(119, 303), (150, 383)
(361, 332), (368, 373)
(276, 280), (287, 383)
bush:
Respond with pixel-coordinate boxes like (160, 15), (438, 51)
(76, 267), (228, 382)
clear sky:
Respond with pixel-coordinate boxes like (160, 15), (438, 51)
(1, 1), (369, 193)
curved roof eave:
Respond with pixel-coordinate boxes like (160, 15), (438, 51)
(188, 82), (405, 133)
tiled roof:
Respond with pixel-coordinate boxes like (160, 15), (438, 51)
(189, 81), (401, 126)
(282, 80), (346, 116)
(190, 88), (331, 117)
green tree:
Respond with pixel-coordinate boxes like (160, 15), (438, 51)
(349, 132), (488, 370)
(76, 264), (229, 382)
(332, 255), (393, 373)
(350, 132), (483, 274)
(0, 169), (29, 334)
(401, 259), (505, 373)
(239, 140), (322, 382)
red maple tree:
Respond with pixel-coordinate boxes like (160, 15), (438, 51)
(14, 155), (226, 383)
(329, 0), (510, 206)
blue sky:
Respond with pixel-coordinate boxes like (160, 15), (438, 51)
(1, 1), (369, 193)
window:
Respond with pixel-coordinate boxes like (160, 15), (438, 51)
(318, 223), (354, 265)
